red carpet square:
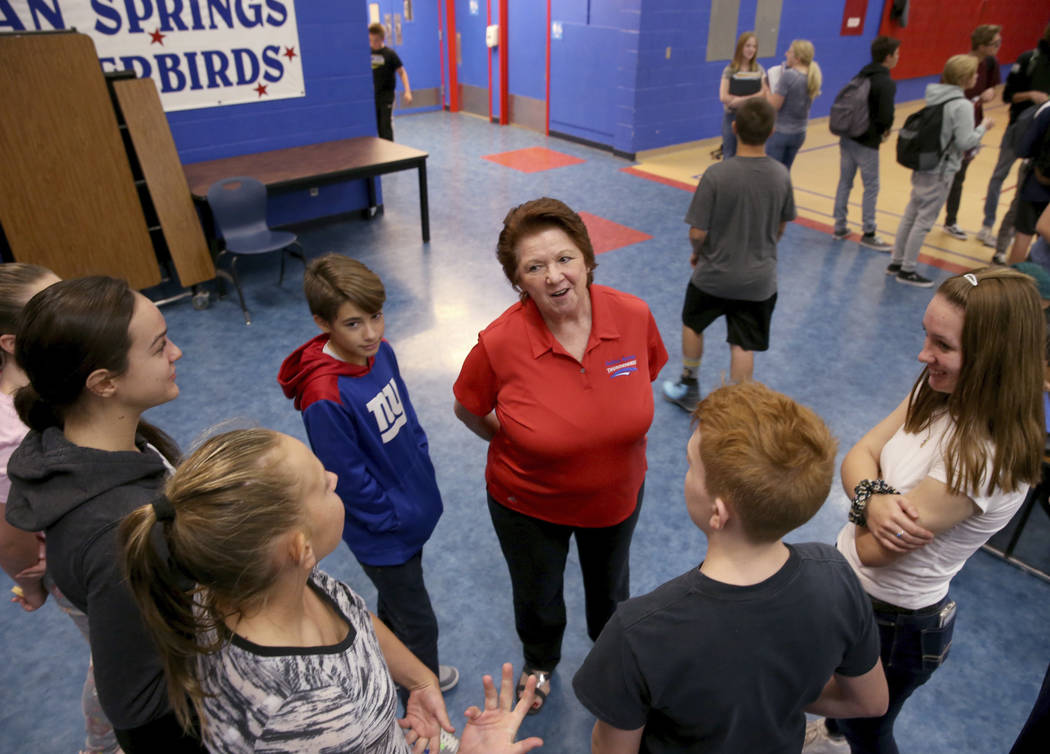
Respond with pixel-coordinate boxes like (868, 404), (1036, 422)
(579, 211), (652, 254)
(482, 146), (585, 173)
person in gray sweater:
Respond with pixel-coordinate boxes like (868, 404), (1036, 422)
(889, 56), (994, 288)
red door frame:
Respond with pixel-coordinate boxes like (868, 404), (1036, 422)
(442, 0), (459, 111)
(498, 0), (508, 125)
(442, 0), (544, 126)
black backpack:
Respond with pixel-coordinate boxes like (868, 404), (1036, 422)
(896, 97), (963, 171)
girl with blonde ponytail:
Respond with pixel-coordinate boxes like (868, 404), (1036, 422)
(766, 39), (822, 169)
(121, 428), (545, 754)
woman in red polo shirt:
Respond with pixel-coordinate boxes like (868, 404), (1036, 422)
(453, 197), (667, 714)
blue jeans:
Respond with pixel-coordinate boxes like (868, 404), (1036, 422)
(828, 596), (957, 754)
(766, 130), (806, 169)
(983, 120), (1020, 229)
(721, 110), (737, 158)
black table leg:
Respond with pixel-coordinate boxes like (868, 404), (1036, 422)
(418, 162), (430, 243)
(366, 176), (378, 215)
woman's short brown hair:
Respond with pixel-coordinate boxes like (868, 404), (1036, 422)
(496, 197), (597, 297)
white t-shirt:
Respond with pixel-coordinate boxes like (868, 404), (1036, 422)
(0, 390), (28, 503)
(837, 412), (1028, 609)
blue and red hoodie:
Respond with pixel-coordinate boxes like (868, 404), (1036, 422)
(278, 334), (442, 566)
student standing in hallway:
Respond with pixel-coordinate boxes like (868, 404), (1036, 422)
(663, 98), (795, 411)
(370, 22), (412, 141)
(888, 56), (992, 288)
(977, 23), (1050, 254)
(719, 32), (769, 159)
(575, 382), (887, 753)
(766, 39), (822, 170)
(279, 255), (459, 698)
(832, 37), (901, 251)
(941, 25), (1002, 242)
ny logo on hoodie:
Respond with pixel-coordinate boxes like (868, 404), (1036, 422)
(366, 378), (407, 443)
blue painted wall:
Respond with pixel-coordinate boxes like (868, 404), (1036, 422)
(549, 0), (640, 146)
(456, 0), (491, 110)
(167, 1), (376, 226)
(507, 0), (545, 102)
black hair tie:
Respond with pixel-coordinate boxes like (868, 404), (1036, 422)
(152, 494), (176, 522)
(148, 496), (196, 592)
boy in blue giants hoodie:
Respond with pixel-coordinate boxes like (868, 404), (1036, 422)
(278, 253), (458, 693)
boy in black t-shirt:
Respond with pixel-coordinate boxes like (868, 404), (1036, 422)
(573, 382), (888, 754)
(369, 23), (412, 141)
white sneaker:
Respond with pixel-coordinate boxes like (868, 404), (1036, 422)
(943, 224), (967, 240)
(803, 718), (850, 753)
(976, 226), (997, 247)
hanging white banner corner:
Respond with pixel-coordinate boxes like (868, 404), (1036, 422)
(3, 1), (307, 112)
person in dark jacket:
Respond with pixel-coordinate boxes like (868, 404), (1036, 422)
(3, 277), (204, 754)
(832, 36), (901, 251)
(1006, 101), (1050, 264)
(979, 23), (1050, 254)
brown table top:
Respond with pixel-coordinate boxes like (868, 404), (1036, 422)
(182, 136), (428, 197)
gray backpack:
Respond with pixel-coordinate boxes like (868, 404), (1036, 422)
(829, 75), (871, 138)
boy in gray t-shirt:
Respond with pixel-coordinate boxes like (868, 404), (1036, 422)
(663, 98), (796, 412)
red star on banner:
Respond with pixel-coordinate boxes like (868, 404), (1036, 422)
(149, 28), (165, 45)
(254, 83), (269, 97)
(283, 46), (297, 60)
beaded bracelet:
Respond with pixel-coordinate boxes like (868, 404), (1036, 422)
(848, 479), (900, 527)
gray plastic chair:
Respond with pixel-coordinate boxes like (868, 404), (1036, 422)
(206, 176), (305, 325)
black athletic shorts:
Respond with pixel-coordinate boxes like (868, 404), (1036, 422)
(681, 281), (777, 352)
(1016, 199), (1049, 236)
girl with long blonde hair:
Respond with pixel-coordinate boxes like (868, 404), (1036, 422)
(121, 428), (543, 754)
(766, 39), (822, 169)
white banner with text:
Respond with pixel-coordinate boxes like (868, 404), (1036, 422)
(2, 1), (305, 111)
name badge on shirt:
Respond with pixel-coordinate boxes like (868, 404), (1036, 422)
(606, 355), (638, 378)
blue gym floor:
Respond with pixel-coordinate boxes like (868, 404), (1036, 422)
(1, 110), (1047, 753)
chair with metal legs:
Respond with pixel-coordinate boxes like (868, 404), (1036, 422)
(206, 176), (305, 325)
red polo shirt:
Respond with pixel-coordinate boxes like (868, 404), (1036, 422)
(453, 285), (668, 527)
